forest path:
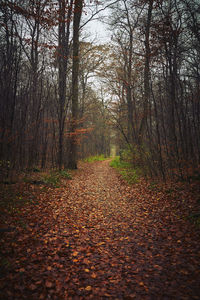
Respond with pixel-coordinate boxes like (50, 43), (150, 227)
(1, 160), (200, 299)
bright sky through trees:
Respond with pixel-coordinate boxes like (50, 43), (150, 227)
(84, 14), (110, 44)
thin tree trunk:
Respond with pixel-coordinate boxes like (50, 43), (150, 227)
(139, 0), (153, 143)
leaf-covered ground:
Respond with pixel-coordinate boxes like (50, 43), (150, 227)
(0, 160), (200, 299)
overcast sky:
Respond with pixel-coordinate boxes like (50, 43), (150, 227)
(83, 12), (111, 44)
(84, 21), (110, 44)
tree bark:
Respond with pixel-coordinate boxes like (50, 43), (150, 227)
(58, 0), (73, 170)
(67, 0), (83, 169)
(139, 0), (153, 144)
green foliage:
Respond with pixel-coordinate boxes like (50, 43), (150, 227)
(42, 170), (72, 187)
(23, 169), (72, 187)
(120, 145), (153, 177)
(110, 156), (129, 168)
(43, 172), (60, 187)
(58, 170), (72, 180)
(83, 155), (107, 163)
(110, 156), (139, 184)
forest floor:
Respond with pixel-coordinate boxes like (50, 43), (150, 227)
(0, 160), (200, 299)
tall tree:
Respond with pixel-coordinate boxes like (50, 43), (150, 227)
(58, 0), (73, 170)
(67, 0), (83, 169)
(139, 0), (153, 144)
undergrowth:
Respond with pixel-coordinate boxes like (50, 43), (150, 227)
(110, 156), (140, 184)
(83, 155), (108, 163)
(35, 169), (72, 187)
(0, 169), (72, 216)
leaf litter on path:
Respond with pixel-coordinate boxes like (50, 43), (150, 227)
(0, 160), (200, 299)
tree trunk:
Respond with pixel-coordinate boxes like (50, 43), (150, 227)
(58, 0), (73, 170)
(67, 0), (83, 169)
(139, 0), (153, 144)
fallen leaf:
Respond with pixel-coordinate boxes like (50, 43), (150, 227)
(72, 251), (78, 256)
(83, 258), (90, 264)
(97, 242), (105, 246)
(91, 273), (97, 278)
(29, 284), (37, 291)
(84, 268), (90, 272)
(19, 268), (25, 272)
(45, 280), (53, 288)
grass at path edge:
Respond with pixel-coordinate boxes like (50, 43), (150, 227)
(83, 155), (109, 163)
(110, 156), (140, 184)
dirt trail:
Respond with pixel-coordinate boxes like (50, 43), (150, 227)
(1, 160), (200, 299)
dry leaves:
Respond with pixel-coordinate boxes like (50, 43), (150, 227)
(0, 160), (200, 299)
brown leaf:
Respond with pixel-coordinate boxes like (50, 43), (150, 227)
(72, 251), (78, 257)
(91, 272), (97, 278)
(45, 280), (53, 288)
(29, 284), (37, 291)
(19, 268), (25, 272)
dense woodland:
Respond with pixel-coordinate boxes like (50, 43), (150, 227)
(0, 0), (200, 180)
(1, 1), (200, 299)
